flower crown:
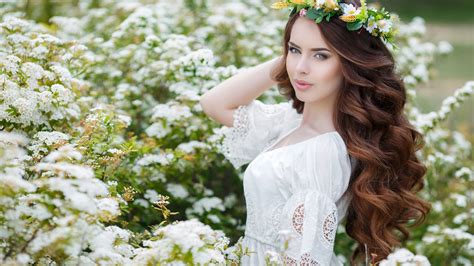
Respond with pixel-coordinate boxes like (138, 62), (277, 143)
(271, 0), (399, 50)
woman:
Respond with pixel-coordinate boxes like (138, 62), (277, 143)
(200, 0), (431, 265)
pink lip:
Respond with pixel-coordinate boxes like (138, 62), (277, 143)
(295, 80), (313, 90)
(296, 79), (312, 85)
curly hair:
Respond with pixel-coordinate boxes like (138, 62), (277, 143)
(270, 0), (431, 264)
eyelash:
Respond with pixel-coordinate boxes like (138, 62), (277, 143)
(288, 46), (328, 60)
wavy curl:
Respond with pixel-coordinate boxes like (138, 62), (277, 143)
(270, 0), (431, 264)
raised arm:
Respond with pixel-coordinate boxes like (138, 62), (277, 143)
(199, 56), (283, 127)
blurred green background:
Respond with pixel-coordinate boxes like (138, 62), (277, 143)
(11, 0), (474, 138)
(378, 0), (473, 140)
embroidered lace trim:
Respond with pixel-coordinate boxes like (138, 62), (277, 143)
(218, 100), (296, 169)
(268, 202), (285, 239)
(292, 204), (304, 235)
(283, 253), (320, 266)
(291, 204), (337, 246)
(220, 104), (250, 168)
(323, 209), (337, 246)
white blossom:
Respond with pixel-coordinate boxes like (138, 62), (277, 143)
(379, 248), (430, 266)
(166, 183), (189, 199)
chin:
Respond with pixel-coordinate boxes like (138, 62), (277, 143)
(295, 93), (309, 103)
(296, 93), (321, 104)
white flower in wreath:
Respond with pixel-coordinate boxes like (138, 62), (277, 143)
(316, 0), (326, 8)
(340, 3), (361, 16)
(316, 0), (338, 11)
(365, 17), (377, 34)
(376, 18), (392, 33)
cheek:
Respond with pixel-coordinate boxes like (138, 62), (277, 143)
(318, 62), (343, 91)
(317, 61), (341, 82)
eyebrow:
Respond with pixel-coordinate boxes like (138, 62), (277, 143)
(288, 41), (330, 52)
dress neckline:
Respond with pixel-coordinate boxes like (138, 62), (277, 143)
(261, 124), (341, 155)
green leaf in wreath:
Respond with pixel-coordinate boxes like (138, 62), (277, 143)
(289, 7), (297, 17)
(367, 9), (377, 16)
(346, 20), (363, 31)
(306, 8), (320, 20)
(325, 13), (333, 22)
(315, 16), (324, 23)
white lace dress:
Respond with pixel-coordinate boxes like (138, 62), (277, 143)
(219, 99), (355, 266)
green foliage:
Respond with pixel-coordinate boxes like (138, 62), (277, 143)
(0, 0), (472, 264)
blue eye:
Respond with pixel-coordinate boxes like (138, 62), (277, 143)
(315, 54), (328, 60)
(288, 46), (328, 60)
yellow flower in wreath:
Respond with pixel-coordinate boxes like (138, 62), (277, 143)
(271, 1), (290, 9)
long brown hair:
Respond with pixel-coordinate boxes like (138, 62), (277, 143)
(270, 0), (431, 264)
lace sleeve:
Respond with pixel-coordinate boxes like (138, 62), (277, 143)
(279, 190), (338, 265)
(277, 135), (352, 265)
(218, 99), (292, 169)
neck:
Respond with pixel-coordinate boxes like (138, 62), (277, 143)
(300, 97), (337, 133)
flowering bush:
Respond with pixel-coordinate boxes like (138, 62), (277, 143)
(0, 16), (89, 132)
(132, 218), (229, 265)
(0, 131), (131, 264)
(378, 248), (430, 266)
(0, 0), (472, 264)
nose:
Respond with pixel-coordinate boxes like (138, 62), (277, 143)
(295, 57), (310, 75)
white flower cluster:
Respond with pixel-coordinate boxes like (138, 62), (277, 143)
(166, 183), (190, 199)
(0, 131), (130, 264)
(27, 131), (71, 158)
(176, 140), (210, 154)
(145, 97), (209, 140)
(169, 48), (217, 81)
(204, 1), (285, 66)
(133, 152), (175, 172)
(0, 131), (34, 193)
(455, 167), (473, 181)
(422, 129), (472, 170)
(410, 81), (473, 133)
(0, 16), (88, 131)
(394, 17), (454, 90)
(186, 196), (226, 216)
(422, 225), (474, 257)
(378, 248), (430, 266)
(132, 218), (229, 265)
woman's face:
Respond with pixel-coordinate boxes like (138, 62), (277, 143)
(286, 17), (343, 104)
